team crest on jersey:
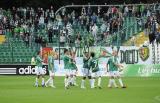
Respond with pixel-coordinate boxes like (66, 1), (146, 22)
(139, 46), (150, 61)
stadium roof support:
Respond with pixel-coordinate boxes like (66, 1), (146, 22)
(55, 4), (156, 15)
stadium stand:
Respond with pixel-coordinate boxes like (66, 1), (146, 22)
(0, 3), (160, 64)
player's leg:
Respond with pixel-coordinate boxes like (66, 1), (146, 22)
(73, 71), (78, 86)
(64, 69), (70, 89)
(35, 75), (40, 87)
(91, 72), (96, 88)
(81, 76), (86, 88)
(116, 71), (126, 88)
(70, 70), (75, 86)
(49, 72), (56, 88)
(98, 77), (102, 88)
(97, 71), (102, 89)
(108, 71), (113, 88)
(45, 78), (50, 87)
(88, 76), (92, 88)
(45, 71), (55, 88)
(35, 66), (39, 87)
(81, 68), (87, 88)
(70, 73), (74, 86)
(88, 69), (92, 88)
(109, 77), (117, 88)
(45, 71), (51, 87)
(68, 69), (73, 86)
(72, 64), (78, 86)
(41, 74), (45, 87)
(108, 76), (112, 88)
(108, 71), (117, 88)
(40, 67), (45, 87)
(64, 75), (69, 89)
(112, 71), (118, 88)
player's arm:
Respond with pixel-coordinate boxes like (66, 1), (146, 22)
(38, 57), (43, 63)
(117, 64), (123, 68)
(82, 52), (86, 57)
(83, 55), (89, 61)
(75, 64), (78, 72)
(66, 55), (72, 63)
(106, 61), (109, 72)
(48, 57), (52, 68)
(99, 48), (113, 58)
(115, 58), (123, 68)
(83, 52), (90, 60)
(117, 63), (124, 72)
(53, 52), (57, 60)
(98, 54), (111, 58)
(88, 59), (91, 69)
(49, 62), (53, 69)
(67, 55), (72, 59)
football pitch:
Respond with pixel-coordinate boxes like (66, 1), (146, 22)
(0, 76), (160, 103)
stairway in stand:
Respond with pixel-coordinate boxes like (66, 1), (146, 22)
(0, 35), (6, 44)
(123, 32), (149, 47)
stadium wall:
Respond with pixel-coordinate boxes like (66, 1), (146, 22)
(0, 45), (160, 77)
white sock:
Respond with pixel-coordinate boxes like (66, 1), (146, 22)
(112, 79), (117, 87)
(89, 79), (92, 88)
(45, 78), (51, 85)
(81, 79), (85, 88)
(71, 77), (74, 84)
(42, 78), (45, 85)
(98, 77), (101, 87)
(92, 79), (95, 88)
(118, 78), (124, 87)
(35, 78), (38, 85)
(108, 79), (112, 87)
(73, 76), (77, 85)
(64, 78), (68, 87)
(50, 78), (54, 86)
(68, 77), (71, 86)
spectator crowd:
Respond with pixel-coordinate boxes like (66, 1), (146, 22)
(0, 3), (159, 47)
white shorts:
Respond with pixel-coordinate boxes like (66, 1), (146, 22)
(82, 68), (91, 77)
(49, 70), (55, 77)
(91, 71), (101, 78)
(35, 66), (45, 75)
(109, 71), (120, 77)
(64, 69), (72, 76)
(70, 70), (77, 76)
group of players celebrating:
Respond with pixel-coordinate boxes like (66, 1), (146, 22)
(33, 48), (126, 89)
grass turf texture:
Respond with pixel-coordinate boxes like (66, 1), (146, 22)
(0, 76), (160, 103)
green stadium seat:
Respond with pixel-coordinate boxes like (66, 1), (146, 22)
(6, 58), (12, 63)
(0, 58), (3, 64)
(13, 58), (21, 63)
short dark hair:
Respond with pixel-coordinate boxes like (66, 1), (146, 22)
(37, 51), (40, 55)
(90, 52), (95, 57)
(64, 49), (68, 54)
(84, 52), (88, 54)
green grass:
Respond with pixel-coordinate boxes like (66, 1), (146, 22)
(0, 76), (160, 103)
